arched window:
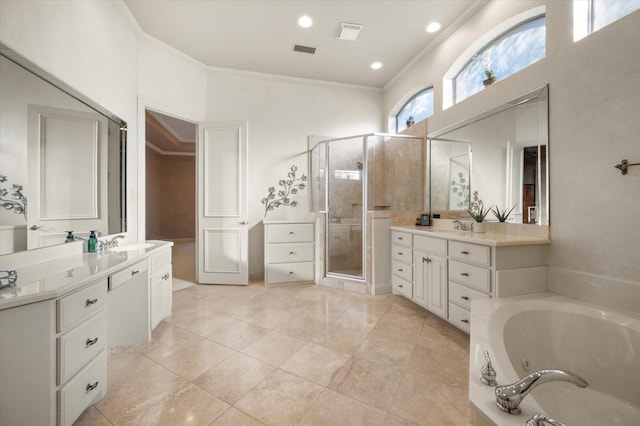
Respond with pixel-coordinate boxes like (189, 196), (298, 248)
(396, 87), (434, 132)
(454, 16), (546, 105)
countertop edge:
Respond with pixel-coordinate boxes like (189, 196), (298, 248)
(390, 226), (551, 247)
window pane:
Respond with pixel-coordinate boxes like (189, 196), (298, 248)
(396, 87), (434, 132)
(593, 0), (640, 32)
(454, 16), (546, 104)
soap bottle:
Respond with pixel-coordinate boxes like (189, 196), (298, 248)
(87, 230), (98, 253)
(65, 231), (74, 243)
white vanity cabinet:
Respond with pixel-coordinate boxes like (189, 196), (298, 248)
(413, 235), (448, 319)
(391, 230), (413, 298)
(149, 247), (172, 330)
(264, 219), (315, 286)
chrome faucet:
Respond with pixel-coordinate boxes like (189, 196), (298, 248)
(453, 219), (466, 230)
(0, 269), (18, 289)
(100, 234), (125, 251)
(495, 369), (587, 414)
(527, 414), (566, 426)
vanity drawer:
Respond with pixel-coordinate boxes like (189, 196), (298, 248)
(57, 309), (106, 385)
(391, 231), (412, 248)
(109, 259), (148, 291)
(267, 223), (314, 243)
(414, 235), (447, 256)
(268, 242), (314, 263)
(149, 248), (171, 274)
(392, 275), (413, 299)
(57, 279), (107, 333)
(448, 303), (471, 334)
(449, 260), (491, 293)
(449, 241), (490, 267)
(58, 350), (106, 426)
(392, 259), (412, 282)
(449, 281), (489, 311)
(392, 244), (412, 264)
(267, 262), (314, 284)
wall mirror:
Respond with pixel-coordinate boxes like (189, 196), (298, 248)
(428, 85), (549, 225)
(0, 43), (127, 255)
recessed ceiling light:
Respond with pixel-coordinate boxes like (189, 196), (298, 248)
(370, 62), (383, 70)
(298, 15), (313, 28)
(426, 22), (442, 33)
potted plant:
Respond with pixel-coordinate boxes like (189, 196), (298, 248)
(465, 191), (492, 232)
(483, 69), (496, 86)
(406, 116), (415, 128)
(491, 205), (516, 223)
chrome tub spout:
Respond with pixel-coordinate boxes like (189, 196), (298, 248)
(495, 369), (588, 414)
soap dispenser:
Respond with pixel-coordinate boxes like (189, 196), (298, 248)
(87, 230), (98, 253)
(65, 231), (74, 243)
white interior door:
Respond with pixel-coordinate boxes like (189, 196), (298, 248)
(196, 121), (248, 285)
(27, 105), (108, 248)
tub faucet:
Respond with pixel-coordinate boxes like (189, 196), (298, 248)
(495, 369), (587, 414)
(527, 414), (565, 426)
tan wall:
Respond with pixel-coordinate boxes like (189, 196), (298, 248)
(145, 147), (195, 239)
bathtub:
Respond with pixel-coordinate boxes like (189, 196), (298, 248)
(469, 293), (640, 425)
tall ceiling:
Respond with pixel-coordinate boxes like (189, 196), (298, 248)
(124, 0), (484, 88)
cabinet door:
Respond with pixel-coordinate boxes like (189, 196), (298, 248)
(151, 264), (172, 330)
(413, 251), (448, 319)
(161, 266), (173, 319)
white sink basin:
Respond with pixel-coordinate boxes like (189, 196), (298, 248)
(109, 243), (154, 252)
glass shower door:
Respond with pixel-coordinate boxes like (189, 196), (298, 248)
(326, 137), (364, 279)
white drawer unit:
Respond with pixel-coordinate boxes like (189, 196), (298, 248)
(392, 259), (412, 282)
(448, 281), (489, 311)
(109, 259), (148, 291)
(392, 244), (412, 264)
(264, 220), (316, 285)
(449, 260), (491, 293)
(414, 234), (447, 256)
(58, 350), (107, 426)
(392, 275), (413, 299)
(449, 241), (490, 267)
(448, 302), (471, 334)
(391, 230), (412, 247)
(57, 278), (107, 332)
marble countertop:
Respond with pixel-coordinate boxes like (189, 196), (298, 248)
(390, 225), (551, 247)
(0, 240), (173, 310)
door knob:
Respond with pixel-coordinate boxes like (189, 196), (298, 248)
(30, 225), (42, 230)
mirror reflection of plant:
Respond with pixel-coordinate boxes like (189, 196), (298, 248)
(491, 205), (516, 222)
(261, 165), (307, 217)
(0, 175), (27, 220)
(451, 172), (470, 208)
(465, 191), (492, 222)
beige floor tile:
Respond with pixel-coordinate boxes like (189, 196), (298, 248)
(73, 406), (111, 426)
(354, 333), (415, 369)
(106, 347), (156, 391)
(331, 309), (380, 330)
(245, 308), (294, 329)
(280, 342), (350, 386)
(241, 331), (306, 366)
(192, 352), (276, 404)
(117, 384), (229, 426)
(372, 314), (425, 344)
(300, 389), (387, 426)
(274, 314), (329, 340)
(235, 369), (324, 426)
(210, 407), (265, 426)
(170, 312), (239, 338)
(95, 364), (191, 424)
(311, 323), (372, 354)
(209, 321), (270, 350)
(297, 300), (345, 322)
(385, 414), (421, 426)
(390, 373), (472, 426)
(134, 321), (203, 360)
(407, 343), (469, 386)
(329, 356), (405, 411)
(155, 339), (235, 381)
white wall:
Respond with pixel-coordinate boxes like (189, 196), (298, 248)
(206, 70), (383, 276)
(385, 0), (640, 310)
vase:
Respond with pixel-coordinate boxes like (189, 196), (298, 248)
(483, 77), (496, 87)
(472, 221), (486, 233)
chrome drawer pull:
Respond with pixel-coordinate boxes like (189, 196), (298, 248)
(397, 268), (403, 272)
(461, 319), (470, 324)
(461, 272), (469, 277)
(398, 284), (403, 288)
(289, 251), (296, 255)
(85, 298), (98, 307)
(461, 251), (470, 255)
(85, 337), (99, 347)
(289, 231), (295, 235)
(397, 236), (403, 240)
(461, 296), (470, 300)
(422, 257), (431, 263)
(397, 252), (403, 256)
(289, 271), (295, 275)
(131, 270), (140, 276)
(86, 381), (99, 392)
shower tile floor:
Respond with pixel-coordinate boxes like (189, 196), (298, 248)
(77, 281), (472, 425)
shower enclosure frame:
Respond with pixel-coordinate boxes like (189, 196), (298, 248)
(310, 132), (425, 283)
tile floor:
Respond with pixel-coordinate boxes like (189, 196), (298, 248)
(76, 280), (472, 425)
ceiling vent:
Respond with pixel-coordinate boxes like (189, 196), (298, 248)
(337, 22), (363, 41)
(293, 44), (317, 54)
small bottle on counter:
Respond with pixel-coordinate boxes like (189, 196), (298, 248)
(65, 231), (74, 243)
(87, 230), (98, 253)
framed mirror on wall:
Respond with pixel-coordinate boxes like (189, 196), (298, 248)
(0, 43), (127, 255)
(428, 85), (549, 226)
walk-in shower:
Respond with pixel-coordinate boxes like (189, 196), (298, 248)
(309, 133), (424, 282)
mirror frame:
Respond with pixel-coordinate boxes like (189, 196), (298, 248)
(428, 85), (549, 225)
(0, 42), (127, 253)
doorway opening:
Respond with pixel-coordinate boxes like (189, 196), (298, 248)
(144, 109), (197, 285)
